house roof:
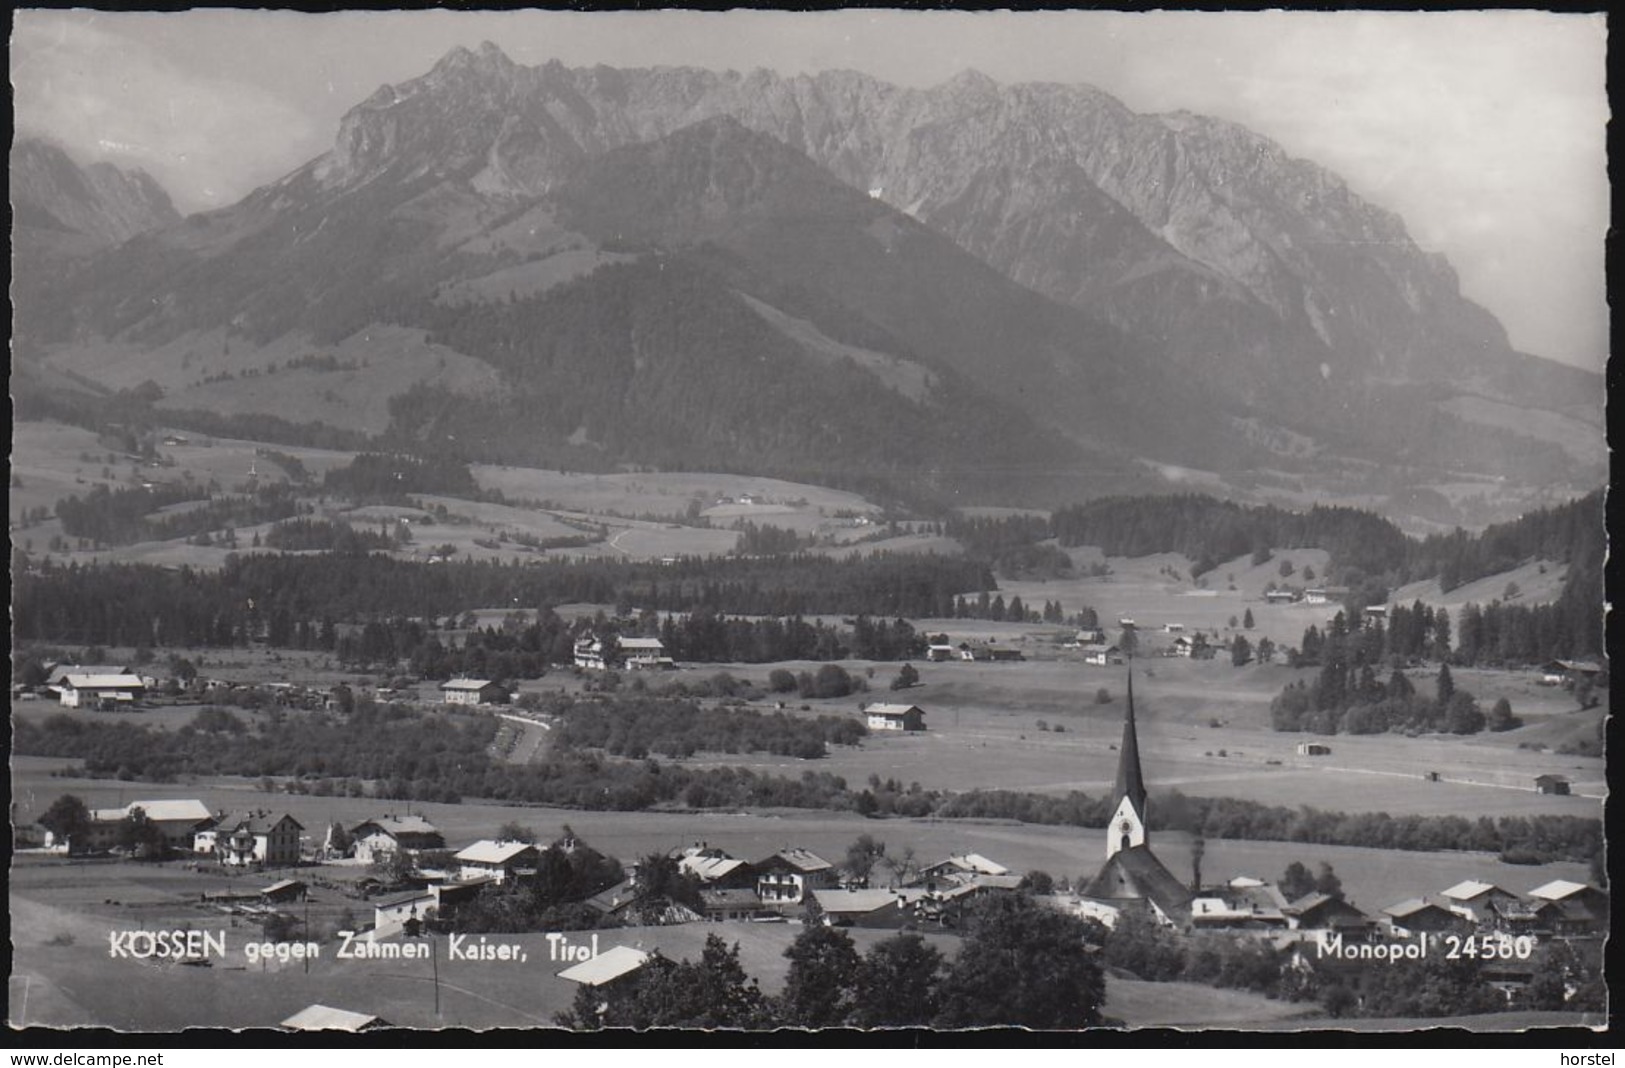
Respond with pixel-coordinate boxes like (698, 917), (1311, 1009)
(1534, 773), (1571, 784)
(353, 815), (441, 838)
(1382, 898), (1444, 919)
(927, 853), (1010, 877)
(1081, 845), (1192, 918)
(583, 880), (638, 916)
(455, 840), (537, 865)
(760, 847), (833, 873)
(620, 637), (665, 651)
(864, 703), (923, 717)
(94, 799), (213, 824)
(375, 890), (436, 910)
(63, 673), (146, 689)
(1441, 879), (1509, 902)
(261, 878), (307, 895)
(213, 810), (304, 834)
(46, 664), (129, 685)
(558, 945), (649, 987)
(1527, 879), (1592, 902)
(680, 854), (750, 882)
(440, 678), (497, 691)
(281, 1004), (385, 1032)
(1287, 893), (1369, 923)
(811, 888), (910, 915)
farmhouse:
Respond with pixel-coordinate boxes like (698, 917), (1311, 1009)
(1439, 880), (1519, 925)
(1079, 673), (1193, 927)
(1284, 892), (1373, 938)
(439, 678), (507, 706)
(349, 814), (445, 862)
(57, 672), (147, 709)
(1380, 898), (1471, 938)
(755, 847), (837, 907)
(1297, 742), (1332, 757)
(1526, 880), (1609, 935)
(73, 799), (214, 853)
(811, 888), (918, 929)
(1264, 590), (1298, 604)
(373, 890), (436, 936)
(199, 810), (305, 867)
(1084, 645), (1124, 667)
(1170, 636), (1194, 658)
(864, 703), (926, 732)
(621, 637), (675, 670)
(1302, 587), (1349, 606)
(1363, 605), (1389, 620)
(926, 635), (957, 662)
(1534, 774), (1571, 796)
(454, 840), (540, 884)
(1074, 627), (1107, 646)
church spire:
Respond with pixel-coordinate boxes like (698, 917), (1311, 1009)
(1113, 669), (1147, 821)
(1105, 668), (1148, 858)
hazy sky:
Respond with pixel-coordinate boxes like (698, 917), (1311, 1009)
(10, 9), (1609, 371)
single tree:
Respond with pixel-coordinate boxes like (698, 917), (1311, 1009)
(852, 932), (945, 1027)
(39, 794), (92, 851)
(1279, 861), (1316, 901)
(1243, 608), (1256, 629)
(890, 663), (919, 691)
(1314, 862), (1344, 900)
(934, 895), (1105, 1029)
(844, 835), (887, 887)
(779, 924), (862, 1027)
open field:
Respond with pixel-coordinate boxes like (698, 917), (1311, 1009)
(674, 656), (1604, 820)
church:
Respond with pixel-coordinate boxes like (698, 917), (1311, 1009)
(1080, 671), (1193, 926)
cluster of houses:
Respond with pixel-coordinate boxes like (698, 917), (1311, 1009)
(48, 799), (307, 867)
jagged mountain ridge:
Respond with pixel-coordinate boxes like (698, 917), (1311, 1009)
(314, 47), (1577, 410)
(15, 43), (1599, 507)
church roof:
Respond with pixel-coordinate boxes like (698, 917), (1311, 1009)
(1082, 845), (1192, 920)
(1112, 671), (1147, 820)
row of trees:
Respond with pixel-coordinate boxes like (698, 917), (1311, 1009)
(13, 552), (994, 648)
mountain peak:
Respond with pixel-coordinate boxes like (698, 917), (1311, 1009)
(939, 68), (999, 94)
(432, 40), (516, 75)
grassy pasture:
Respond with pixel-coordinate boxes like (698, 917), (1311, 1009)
(471, 465), (877, 521)
(1388, 558), (1569, 612)
(43, 327), (501, 436)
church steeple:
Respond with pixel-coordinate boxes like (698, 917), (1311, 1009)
(1106, 669), (1148, 858)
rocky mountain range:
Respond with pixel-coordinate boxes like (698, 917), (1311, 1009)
(11, 43), (1604, 515)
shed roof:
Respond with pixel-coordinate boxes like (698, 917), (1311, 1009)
(864, 703), (923, 717)
(440, 678), (497, 692)
(455, 839), (537, 865)
(281, 1004), (385, 1032)
(558, 945), (649, 987)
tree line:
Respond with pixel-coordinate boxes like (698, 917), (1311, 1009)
(13, 551), (993, 649)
